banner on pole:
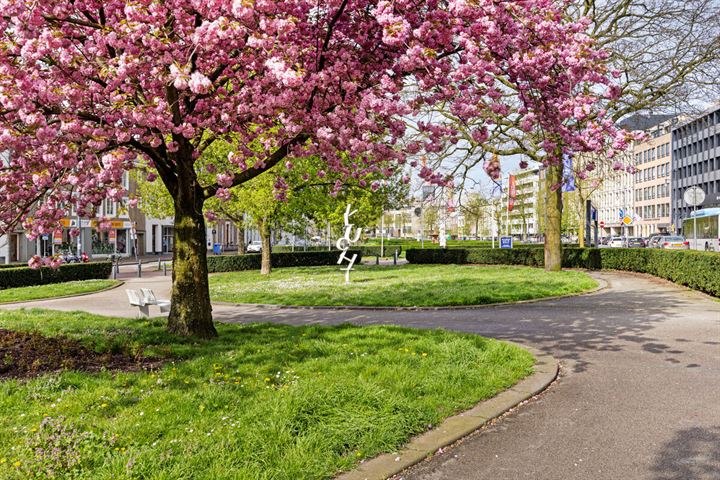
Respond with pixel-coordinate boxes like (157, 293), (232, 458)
(562, 153), (576, 192)
(508, 175), (517, 212)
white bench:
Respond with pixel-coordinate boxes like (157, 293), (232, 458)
(126, 289), (150, 317)
(140, 289), (171, 313)
(126, 289), (171, 317)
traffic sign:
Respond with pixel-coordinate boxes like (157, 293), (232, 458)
(500, 236), (513, 249)
(618, 209), (625, 219)
(622, 216), (633, 226)
(683, 186), (705, 207)
(599, 221), (605, 228)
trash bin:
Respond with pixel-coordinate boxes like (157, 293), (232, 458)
(213, 243), (222, 255)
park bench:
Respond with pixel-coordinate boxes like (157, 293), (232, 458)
(126, 289), (171, 317)
(126, 289), (150, 317)
(140, 288), (171, 313)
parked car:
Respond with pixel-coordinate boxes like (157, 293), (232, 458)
(647, 236), (662, 248)
(60, 250), (80, 263)
(609, 236), (626, 248)
(246, 240), (262, 253)
(627, 237), (646, 248)
(657, 236), (689, 250)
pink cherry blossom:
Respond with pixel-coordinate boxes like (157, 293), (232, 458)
(28, 255), (42, 269)
(0, 0), (629, 272)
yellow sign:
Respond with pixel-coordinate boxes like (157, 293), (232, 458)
(89, 219), (129, 229)
(622, 216), (633, 225)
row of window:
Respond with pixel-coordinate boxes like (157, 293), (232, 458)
(635, 162), (671, 183)
(674, 110), (720, 142)
(640, 204), (670, 220)
(674, 158), (720, 180)
(635, 183), (670, 202)
(674, 133), (720, 161)
(635, 143), (671, 165)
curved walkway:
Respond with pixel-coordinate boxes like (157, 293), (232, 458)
(2, 272), (719, 479)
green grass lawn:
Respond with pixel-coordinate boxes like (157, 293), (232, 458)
(0, 309), (533, 479)
(210, 264), (598, 307)
(0, 280), (120, 304)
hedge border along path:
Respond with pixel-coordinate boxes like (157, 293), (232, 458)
(405, 247), (720, 298)
(206, 250), (363, 273)
(0, 262), (113, 290)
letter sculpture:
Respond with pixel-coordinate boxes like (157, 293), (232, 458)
(337, 204), (362, 284)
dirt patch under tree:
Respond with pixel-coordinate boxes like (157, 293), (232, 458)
(0, 329), (161, 379)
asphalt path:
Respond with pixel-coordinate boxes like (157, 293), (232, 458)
(2, 271), (719, 479)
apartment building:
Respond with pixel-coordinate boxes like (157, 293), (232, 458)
(501, 168), (541, 238)
(671, 105), (720, 233)
(633, 119), (673, 236)
(592, 156), (637, 237)
(590, 114), (675, 237)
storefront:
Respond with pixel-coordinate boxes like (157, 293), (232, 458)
(90, 219), (134, 257)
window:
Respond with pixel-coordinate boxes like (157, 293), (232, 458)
(102, 199), (116, 217)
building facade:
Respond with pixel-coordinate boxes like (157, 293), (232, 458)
(671, 105), (720, 233)
(502, 168), (541, 238)
(592, 155), (637, 237)
(633, 120), (673, 236)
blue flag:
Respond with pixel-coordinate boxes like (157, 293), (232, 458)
(562, 153), (576, 192)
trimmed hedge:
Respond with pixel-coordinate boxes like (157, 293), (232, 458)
(0, 262), (113, 290)
(270, 245), (401, 257)
(207, 250), (363, 273)
(406, 247), (720, 297)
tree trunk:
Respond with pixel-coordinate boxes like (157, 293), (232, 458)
(578, 195), (586, 248)
(259, 221), (272, 275)
(167, 167), (217, 338)
(544, 163), (563, 271)
(237, 225), (246, 254)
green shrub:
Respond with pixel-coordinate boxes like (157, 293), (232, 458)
(405, 247), (543, 266)
(406, 247), (720, 297)
(269, 245), (401, 257)
(405, 249), (469, 264)
(0, 262), (112, 290)
(207, 250), (363, 273)
(271, 246), (330, 253)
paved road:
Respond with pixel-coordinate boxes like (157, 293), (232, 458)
(2, 271), (719, 479)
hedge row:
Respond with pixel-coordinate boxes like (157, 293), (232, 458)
(406, 247), (720, 297)
(0, 262), (113, 290)
(271, 245), (401, 257)
(207, 250), (363, 273)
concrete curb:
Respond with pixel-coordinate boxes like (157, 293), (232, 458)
(213, 275), (608, 312)
(0, 280), (125, 307)
(335, 345), (558, 480)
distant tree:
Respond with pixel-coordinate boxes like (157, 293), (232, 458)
(461, 193), (490, 239)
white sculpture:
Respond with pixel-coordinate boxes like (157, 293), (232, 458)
(336, 204), (361, 283)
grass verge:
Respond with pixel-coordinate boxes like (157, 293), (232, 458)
(210, 264), (597, 307)
(0, 280), (120, 304)
(0, 309), (533, 480)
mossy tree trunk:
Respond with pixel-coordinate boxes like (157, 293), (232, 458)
(258, 219), (272, 275)
(578, 196), (586, 248)
(544, 162), (564, 272)
(237, 225), (246, 254)
(166, 149), (217, 339)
